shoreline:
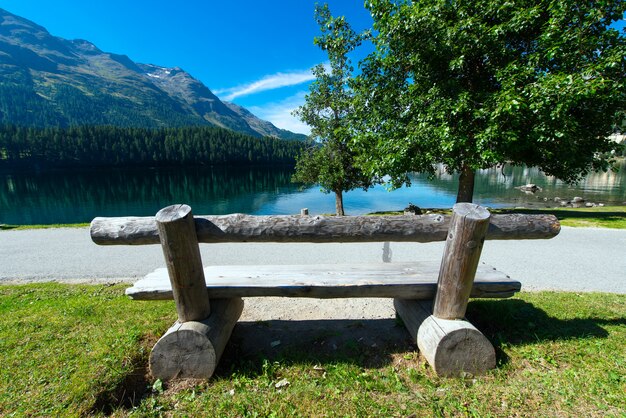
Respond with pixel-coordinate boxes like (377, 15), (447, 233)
(2, 205), (625, 230)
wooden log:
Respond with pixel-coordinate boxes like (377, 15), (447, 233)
(156, 204), (210, 322)
(90, 212), (560, 245)
(433, 203), (491, 320)
(150, 297), (244, 380)
(394, 298), (496, 377)
(126, 262), (521, 300)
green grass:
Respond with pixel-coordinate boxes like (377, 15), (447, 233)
(0, 284), (624, 416)
(0, 284), (174, 416)
(493, 206), (626, 229)
(0, 223), (90, 230)
(370, 206), (626, 229)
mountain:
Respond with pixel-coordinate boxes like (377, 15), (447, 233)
(0, 8), (308, 141)
(224, 101), (309, 141)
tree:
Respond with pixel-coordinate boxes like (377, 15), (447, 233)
(352, 0), (626, 202)
(292, 4), (377, 216)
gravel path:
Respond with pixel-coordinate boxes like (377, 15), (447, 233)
(1, 225), (623, 322)
(1, 226), (624, 294)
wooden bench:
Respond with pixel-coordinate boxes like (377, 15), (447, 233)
(90, 203), (560, 379)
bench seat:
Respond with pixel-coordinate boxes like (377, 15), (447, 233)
(126, 262), (520, 300)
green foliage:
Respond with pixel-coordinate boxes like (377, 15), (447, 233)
(0, 125), (306, 169)
(292, 4), (378, 215)
(292, 141), (374, 195)
(353, 0), (626, 198)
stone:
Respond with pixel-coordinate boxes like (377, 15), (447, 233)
(403, 203), (422, 215)
(516, 184), (542, 193)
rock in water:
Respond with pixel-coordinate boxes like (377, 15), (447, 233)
(516, 184), (542, 193)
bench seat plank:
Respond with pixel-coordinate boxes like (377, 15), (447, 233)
(126, 262), (520, 300)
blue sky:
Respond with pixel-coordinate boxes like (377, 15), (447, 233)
(0, 0), (374, 134)
(0, 1), (623, 135)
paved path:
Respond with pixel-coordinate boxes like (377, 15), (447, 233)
(1, 226), (624, 293)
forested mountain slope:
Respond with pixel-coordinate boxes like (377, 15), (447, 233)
(0, 8), (307, 141)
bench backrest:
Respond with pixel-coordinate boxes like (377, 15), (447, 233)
(91, 203), (560, 323)
(90, 212), (560, 245)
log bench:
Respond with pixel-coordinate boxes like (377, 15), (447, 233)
(90, 203), (560, 379)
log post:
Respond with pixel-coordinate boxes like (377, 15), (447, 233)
(394, 298), (495, 376)
(155, 204), (210, 322)
(433, 203), (490, 320)
(150, 298), (244, 380)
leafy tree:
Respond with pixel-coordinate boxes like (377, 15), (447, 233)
(352, 0), (626, 202)
(292, 4), (377, 215)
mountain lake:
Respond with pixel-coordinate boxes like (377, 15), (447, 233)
(1, 161), (625, 225)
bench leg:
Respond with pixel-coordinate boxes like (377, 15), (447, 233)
(394, 298), (495, 377)
(150, 298), (244, 380)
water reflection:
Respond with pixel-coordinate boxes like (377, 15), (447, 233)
(0, 166), (299, 224)
(398, 162), (626, 210)
(0, 161), (624, 224)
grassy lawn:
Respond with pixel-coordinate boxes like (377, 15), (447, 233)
(0, 284), (624, 416)
(0, 223), (90, 231)
(371, 206), (626, 229)
(492, 206), (626, 229)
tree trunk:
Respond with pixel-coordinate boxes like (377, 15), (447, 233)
(456, 164), (476, 203)
(335, 190), (345, 216)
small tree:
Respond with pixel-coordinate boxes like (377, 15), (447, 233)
(292, 4), (377, 216)
(353, 0), (626, 202)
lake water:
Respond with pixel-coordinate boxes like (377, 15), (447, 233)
(1, 161), (625, 225)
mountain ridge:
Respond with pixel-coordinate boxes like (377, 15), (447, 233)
(0, 8), (307, 141)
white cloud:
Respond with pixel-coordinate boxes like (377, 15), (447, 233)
(215, 69), (315, 101)
(248, 92), (311, 135)
(214, 63), (331, 101)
